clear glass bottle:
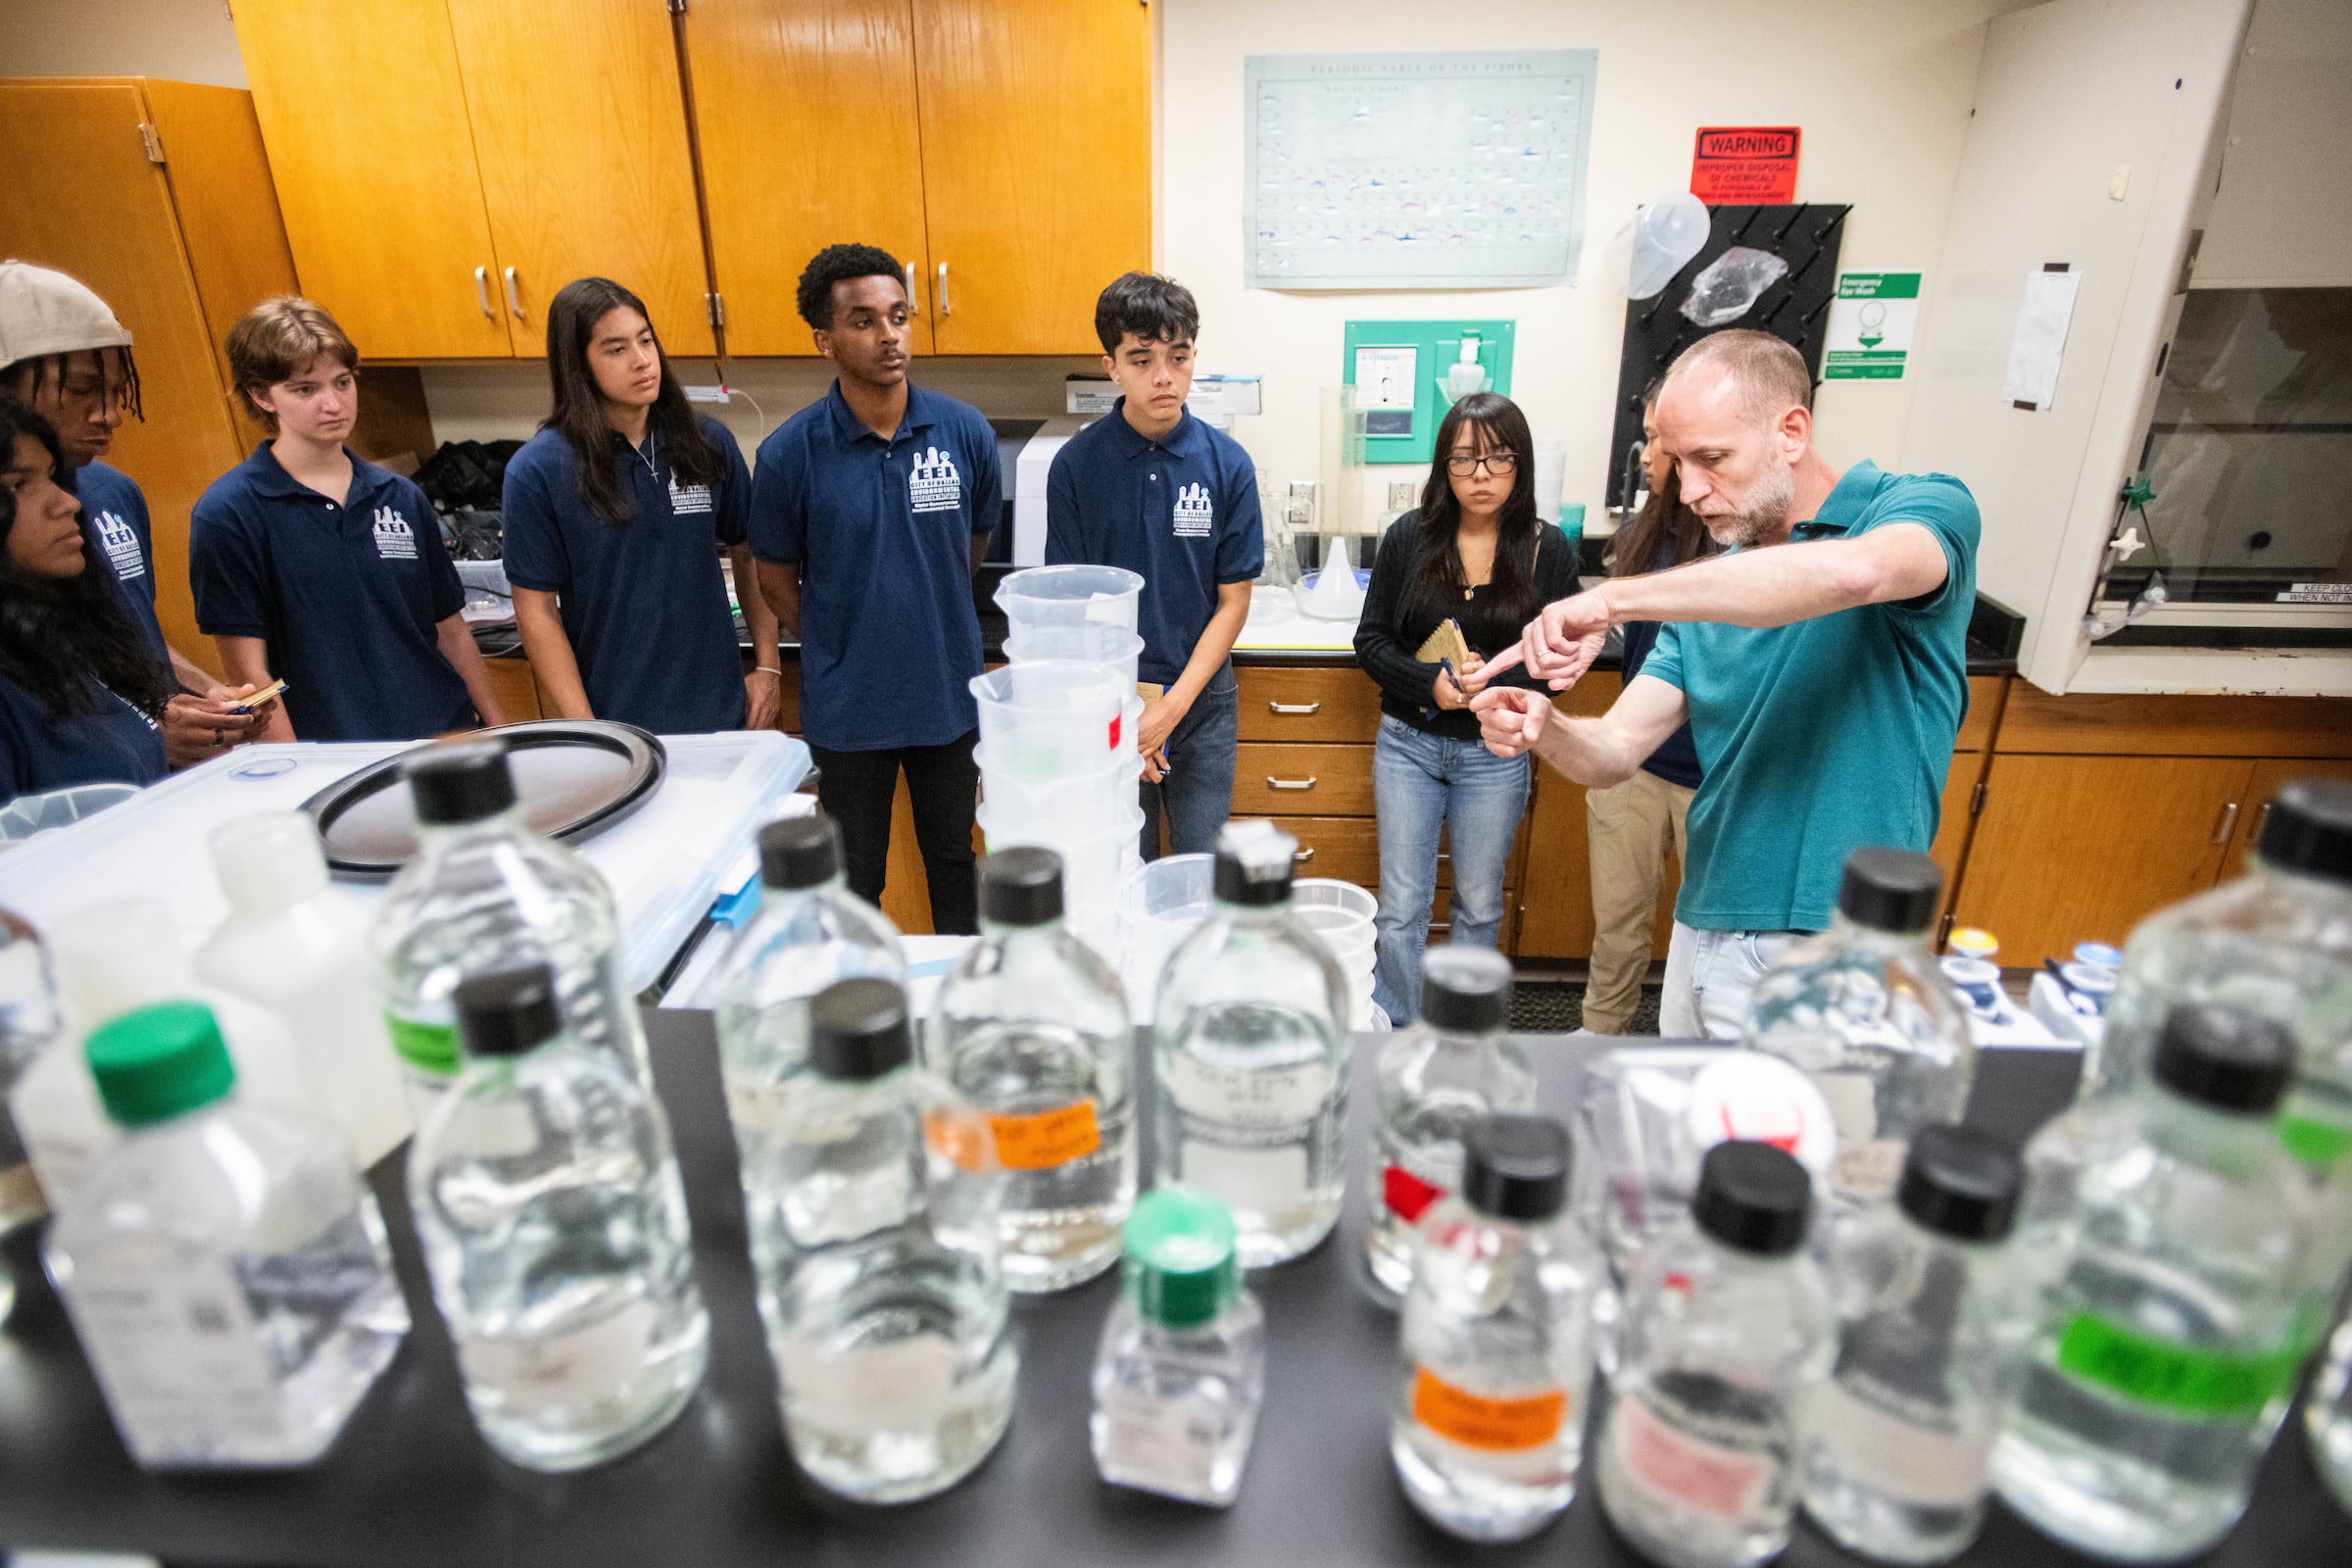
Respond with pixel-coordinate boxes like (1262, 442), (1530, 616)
(1367, 947), (1537, 1305)
(710, 815), (906, 1160)
(1597, 1140), (1834, 1568)
(1090, 1184), (1264, 1506)
(409, 962), (710, 1472)
(373, 741), (649, 1128)
(1153, 821), (1349, 1269)
(1743, 847), (1975, 1224)
(1802, 1124), (2027, 1565)
(1992, 1002), (2318, 1562)
(933, 848), (1133, 1294)
(755, 977), (1014, 1503)
(197, 811), (413, 1167)
(2305, 1301), (2352, 1517)
(0, 907), (61, 1246)
(43, 1001), (408, 1468)
(1393, 1113), (1601, 1543)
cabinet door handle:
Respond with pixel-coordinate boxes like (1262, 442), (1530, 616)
(1266, 776), (1317, 791)
(2211, 801), (2240, 845)
(1292, 846), (1315, 862)
(504, 267), (524, 320)
(937, 261), (951, 317)
(904, 261), (920, 314)
(1268, 700), (1321, 715)
(474, 267), (492, 318)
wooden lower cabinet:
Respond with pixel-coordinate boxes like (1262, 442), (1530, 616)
(480, 656), (543, 724)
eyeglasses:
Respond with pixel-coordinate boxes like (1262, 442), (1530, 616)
(1446, 452), (1519, 476)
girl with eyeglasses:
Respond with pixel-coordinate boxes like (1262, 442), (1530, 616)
(1353, 392), (1580, 1023)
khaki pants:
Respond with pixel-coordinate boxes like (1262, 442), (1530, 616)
(1583, 769), (1693, 1033)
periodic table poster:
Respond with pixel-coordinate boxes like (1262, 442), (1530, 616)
(1244, 51), (1598, 290)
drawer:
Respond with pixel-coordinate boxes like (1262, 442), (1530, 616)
(482, 656), (541, 723)
(1263, 815), (1379, 885)
(1237, 665), (1383, 744)
(1233, 743), (1375, 816)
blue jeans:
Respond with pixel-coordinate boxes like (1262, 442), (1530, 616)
(1372, 714), (1532, 1024)
(1140, 662), (1238, 858)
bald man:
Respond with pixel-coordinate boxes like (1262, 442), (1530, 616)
(1475, 329), (1978, 1038)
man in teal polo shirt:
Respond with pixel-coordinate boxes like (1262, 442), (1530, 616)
(1473, 329), (1977, 1038)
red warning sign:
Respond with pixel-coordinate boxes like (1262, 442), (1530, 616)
(1690, 126), (1801, 204)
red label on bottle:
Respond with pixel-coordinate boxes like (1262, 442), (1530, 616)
(1107, 710), (1123, 751)
(1383, 1164), (1444, 1222)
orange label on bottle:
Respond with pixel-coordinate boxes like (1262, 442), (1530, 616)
(987, 1101), (1102, 1170)
(1411, 1367), (1568, 1452)
(923, 1110), (993, 1173)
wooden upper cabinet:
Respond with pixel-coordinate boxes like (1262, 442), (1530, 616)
(232, 0), (514, 359)
(684, 0), (934, 357)
(441, 0), (713, 358)
(911, 0), (1152, 355)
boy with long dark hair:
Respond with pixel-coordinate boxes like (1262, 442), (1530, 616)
(748, 244), (1001, 934)
(501, 276), (775, 734)
(1354, 392), (1580, 1022)
(1045, 271), (1261, 858)
(0, 395), (172, 800)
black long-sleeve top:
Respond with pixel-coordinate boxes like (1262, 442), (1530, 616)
(1352, 514), (1584, 742)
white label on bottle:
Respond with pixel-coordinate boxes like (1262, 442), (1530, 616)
(61, 1242), (283, 1450)
(1814, 1379), (1991, 1510)
(460, 1300), (656, 1415)
(1098, 1390), (1224, 1496)
(780, 1334), (965, 1434)
(724, 1078), (803, 1139)
(1614, 1394), (1771, 1519)
(1161, 1054), (1332, 1128)
(1829, 1139), (1909, 1200)
(1181, 1140), (1310, 1218)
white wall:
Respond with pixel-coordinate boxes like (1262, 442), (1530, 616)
(1158, 0), (2037, 524)
(0, 0), (245, 87)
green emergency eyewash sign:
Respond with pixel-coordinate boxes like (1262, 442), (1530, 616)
(1823, 272), (1921, 381)
(1342, 319), (1516, 464)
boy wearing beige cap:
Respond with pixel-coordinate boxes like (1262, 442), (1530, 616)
(0, 260), (274, 764)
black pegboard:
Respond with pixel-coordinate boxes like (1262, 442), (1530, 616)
(1605, 203), (1851, 507)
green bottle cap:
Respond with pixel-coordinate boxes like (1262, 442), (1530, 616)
(1123, 1186), (1239, 1329)
(83, 1001), (237, 1127)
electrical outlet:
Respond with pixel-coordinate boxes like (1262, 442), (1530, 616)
(683, 384), (730, 404)
(1387, 481), (1418, 511)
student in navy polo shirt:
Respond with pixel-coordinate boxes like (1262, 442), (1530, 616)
(0, 395), (171, 803)
(503, 277), (777, 735)
(190, 298), (506, 743)
(749, 245), (1002, 934)
(1046, 272), (1261, 858)
(0, 261), (272, 764)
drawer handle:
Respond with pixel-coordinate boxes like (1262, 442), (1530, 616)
(1292, 846), (1315, 862)
(1268, 700), (1322, 715)
(2211, 801), (2239, 845)
(1267, 776), (1317, 791)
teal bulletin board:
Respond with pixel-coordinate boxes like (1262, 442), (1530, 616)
(1342, 319), (1515, 464)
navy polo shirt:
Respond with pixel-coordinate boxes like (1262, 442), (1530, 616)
(189, 444), (472, 742)
(69, 461), (170, 668)
(1044, 401), (1264, 687)
(749, 383), (1001, 751)
(502, 417), (753, 734)
(0, 669), (166, 805)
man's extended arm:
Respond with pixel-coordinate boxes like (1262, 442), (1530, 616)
(1470, 672), (1690, 790)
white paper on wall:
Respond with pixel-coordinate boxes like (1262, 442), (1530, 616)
(2001, 269), (2082, 410)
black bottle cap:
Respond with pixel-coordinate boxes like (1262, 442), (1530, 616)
(2258, 778), (2352, 884)
(1461, 1113), (1571, 1223)
(2152, 1002), (2295, 1114)
(404, 740), (516, 826)
(980, 847), (1063, 926)
(1213, 848), (1293, 906)
(453, 961), (562, 1058)
(1837, 847), (1943, 935)
(808, 977), (913, 1082)
(1420, 946), (1512, 1033)
(760, 815), (843, 891)
(1692, 1140), (1812, 1257)
(1896, 1124), (2024, 1243)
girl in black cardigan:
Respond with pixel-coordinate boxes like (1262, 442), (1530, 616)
(1352, 393), (1581, 1022)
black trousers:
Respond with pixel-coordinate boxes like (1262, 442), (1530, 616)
(808, 730), (981, 935)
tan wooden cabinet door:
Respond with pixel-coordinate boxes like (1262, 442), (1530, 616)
(2217, 758), (2352, 880)
(442, 0), (714, 358)
(910, 0), (1151, 355)
(683, 0), (934, 357)
(233, 0), (515, 359)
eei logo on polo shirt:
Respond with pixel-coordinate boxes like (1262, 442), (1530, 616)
(908, 446), (962, 514)
(668, 476), (714, 515)
(371, 506), (419, 561)
(1172, 481), (1214, 539)
(93, 511), (146, 583)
